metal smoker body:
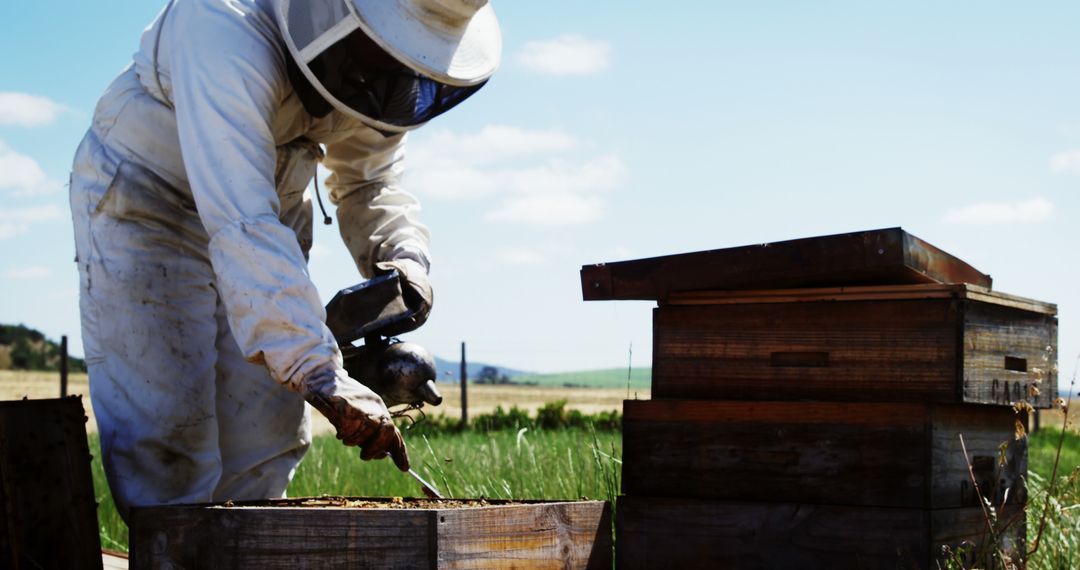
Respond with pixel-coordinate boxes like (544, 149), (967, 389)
(325, 270), (443, 409)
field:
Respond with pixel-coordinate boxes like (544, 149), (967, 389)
(92, 428), (623, 554)
(0, 369), (645, 436)
(2, 370), (1078, 565)
(512, 367), (653, 390)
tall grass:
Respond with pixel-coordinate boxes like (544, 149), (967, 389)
(88, 433), (126, 552)
(90, 424), (1076, 561)
(292, 427), (621, 502)
(90, 428), (621, 553)
(1025, 428), (1080, 570)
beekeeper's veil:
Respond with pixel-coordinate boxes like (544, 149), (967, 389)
(276, 0), (501, 132)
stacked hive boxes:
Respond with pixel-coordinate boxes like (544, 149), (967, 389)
(581, 228), (1057, 569)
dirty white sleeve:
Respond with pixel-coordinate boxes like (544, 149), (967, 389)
(166, 2), (340, 391)
(323, 132), (432, 279)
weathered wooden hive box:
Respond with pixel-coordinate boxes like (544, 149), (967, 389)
(581, 228), (1057, 569)
(0, 397), (102, 570)
(130, 497), (611, 569)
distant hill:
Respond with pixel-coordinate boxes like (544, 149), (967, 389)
(432, 356), (530, 384)
(429, 355), (651, 389)
(0, 324), (86, 372)
(512, 367), (652, 390)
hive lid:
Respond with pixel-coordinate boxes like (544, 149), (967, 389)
(580, 227), (991, 301)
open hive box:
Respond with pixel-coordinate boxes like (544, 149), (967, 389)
(0, 390), (611, 570)
(130, 496), (611, 569)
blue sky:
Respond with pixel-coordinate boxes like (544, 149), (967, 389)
(1, 1), (1078, 382)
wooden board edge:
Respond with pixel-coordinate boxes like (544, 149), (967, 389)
(665, 283), (1056, 315)
(665, 283), (963, 305)
(580, 264), (614, 301)
(623, 399), (929, 428)
(902, 231), (993, 288)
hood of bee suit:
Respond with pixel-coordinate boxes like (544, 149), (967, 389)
(274, 0), (501, 132)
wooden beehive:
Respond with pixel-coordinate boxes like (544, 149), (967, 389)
(130, 498), (611, 569)
(616, 497), (1024, 569)
(652, 284), (1057, 406)
(622, 400), (1026, 509)
(581, 228), (1054, 569)
(0, 397), (102, 570)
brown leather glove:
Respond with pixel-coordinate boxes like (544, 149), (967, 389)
(301, 367), (410, 471)
(374, 259), (432, 336)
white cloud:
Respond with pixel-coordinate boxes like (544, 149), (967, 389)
(1050, 149), (1080, 175)
(0, 92), (66, 127)
(406, 124), (626, 227)
(942, 198), (1055, 224)
(1058, 121), (1080, 138)
(0, 204), (66, 239)
(487, 193), (606, 226)
(498, 247), (548, 266)
(3, 266), (52, 279)
(515, 35), (612, 76)
(0, 140), (60, 196)
(609, 246), (634, 261)
(308, 243), (332, 259)
(412, 125), (578, 167)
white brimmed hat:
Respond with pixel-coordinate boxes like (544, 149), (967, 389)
(353, 0), (501, 86)
(276, 0), (501, 131)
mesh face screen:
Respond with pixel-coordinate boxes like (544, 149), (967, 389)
(308, 29), (486, 128)
(286, 0), (351, 56)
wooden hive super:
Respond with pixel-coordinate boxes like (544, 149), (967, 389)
(581, 228), (1056, 569)
(131, 498), (612, 569)
(651, 284), (1056, 407)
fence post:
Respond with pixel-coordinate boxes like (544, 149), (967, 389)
(60, 335), (68, 398)
(460, 342), (468, 429)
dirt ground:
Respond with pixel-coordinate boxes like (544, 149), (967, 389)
(0, 370), (645, 436)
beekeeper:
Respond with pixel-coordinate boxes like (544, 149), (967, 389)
(68, 0), (499, 519)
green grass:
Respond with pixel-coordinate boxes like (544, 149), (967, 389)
(89, 433), (126, 552)
(91, 428), (621, 553)
(1029, 427), (1080, 484)
(90, 426), (1079, 560)
(511, 367), (652, 390)
(291, 427), (621, 501)
(1026, 428), (1080, 570)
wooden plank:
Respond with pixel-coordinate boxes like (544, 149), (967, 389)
(652, 299), (962, 403)
(961, 302), (1058, 408)
(622, 401), (1025, 510)
(930, 405), (1028, 510)
(0, 397), (102, 570)
(652, 296), (1058, 408)
(131, 506), (433, 569)
(581, 227), (990, 301)
(102, 551), (129, 570)
(616, 497), (928, 569)
(623, 401), (926, 508)
(668, 283), (963, 305)
(130, 499), (610, 569)
(963, 288), (1057, 316)
(616, 497), (1024, 570)
(437, 502), (612, 569)
(667, 283), (1058, 316)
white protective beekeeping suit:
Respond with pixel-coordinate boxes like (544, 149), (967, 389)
(69, 0), (499, 518)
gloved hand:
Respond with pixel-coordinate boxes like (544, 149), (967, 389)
(301, 366), (410, 471)
(375, 259), (433, 336)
